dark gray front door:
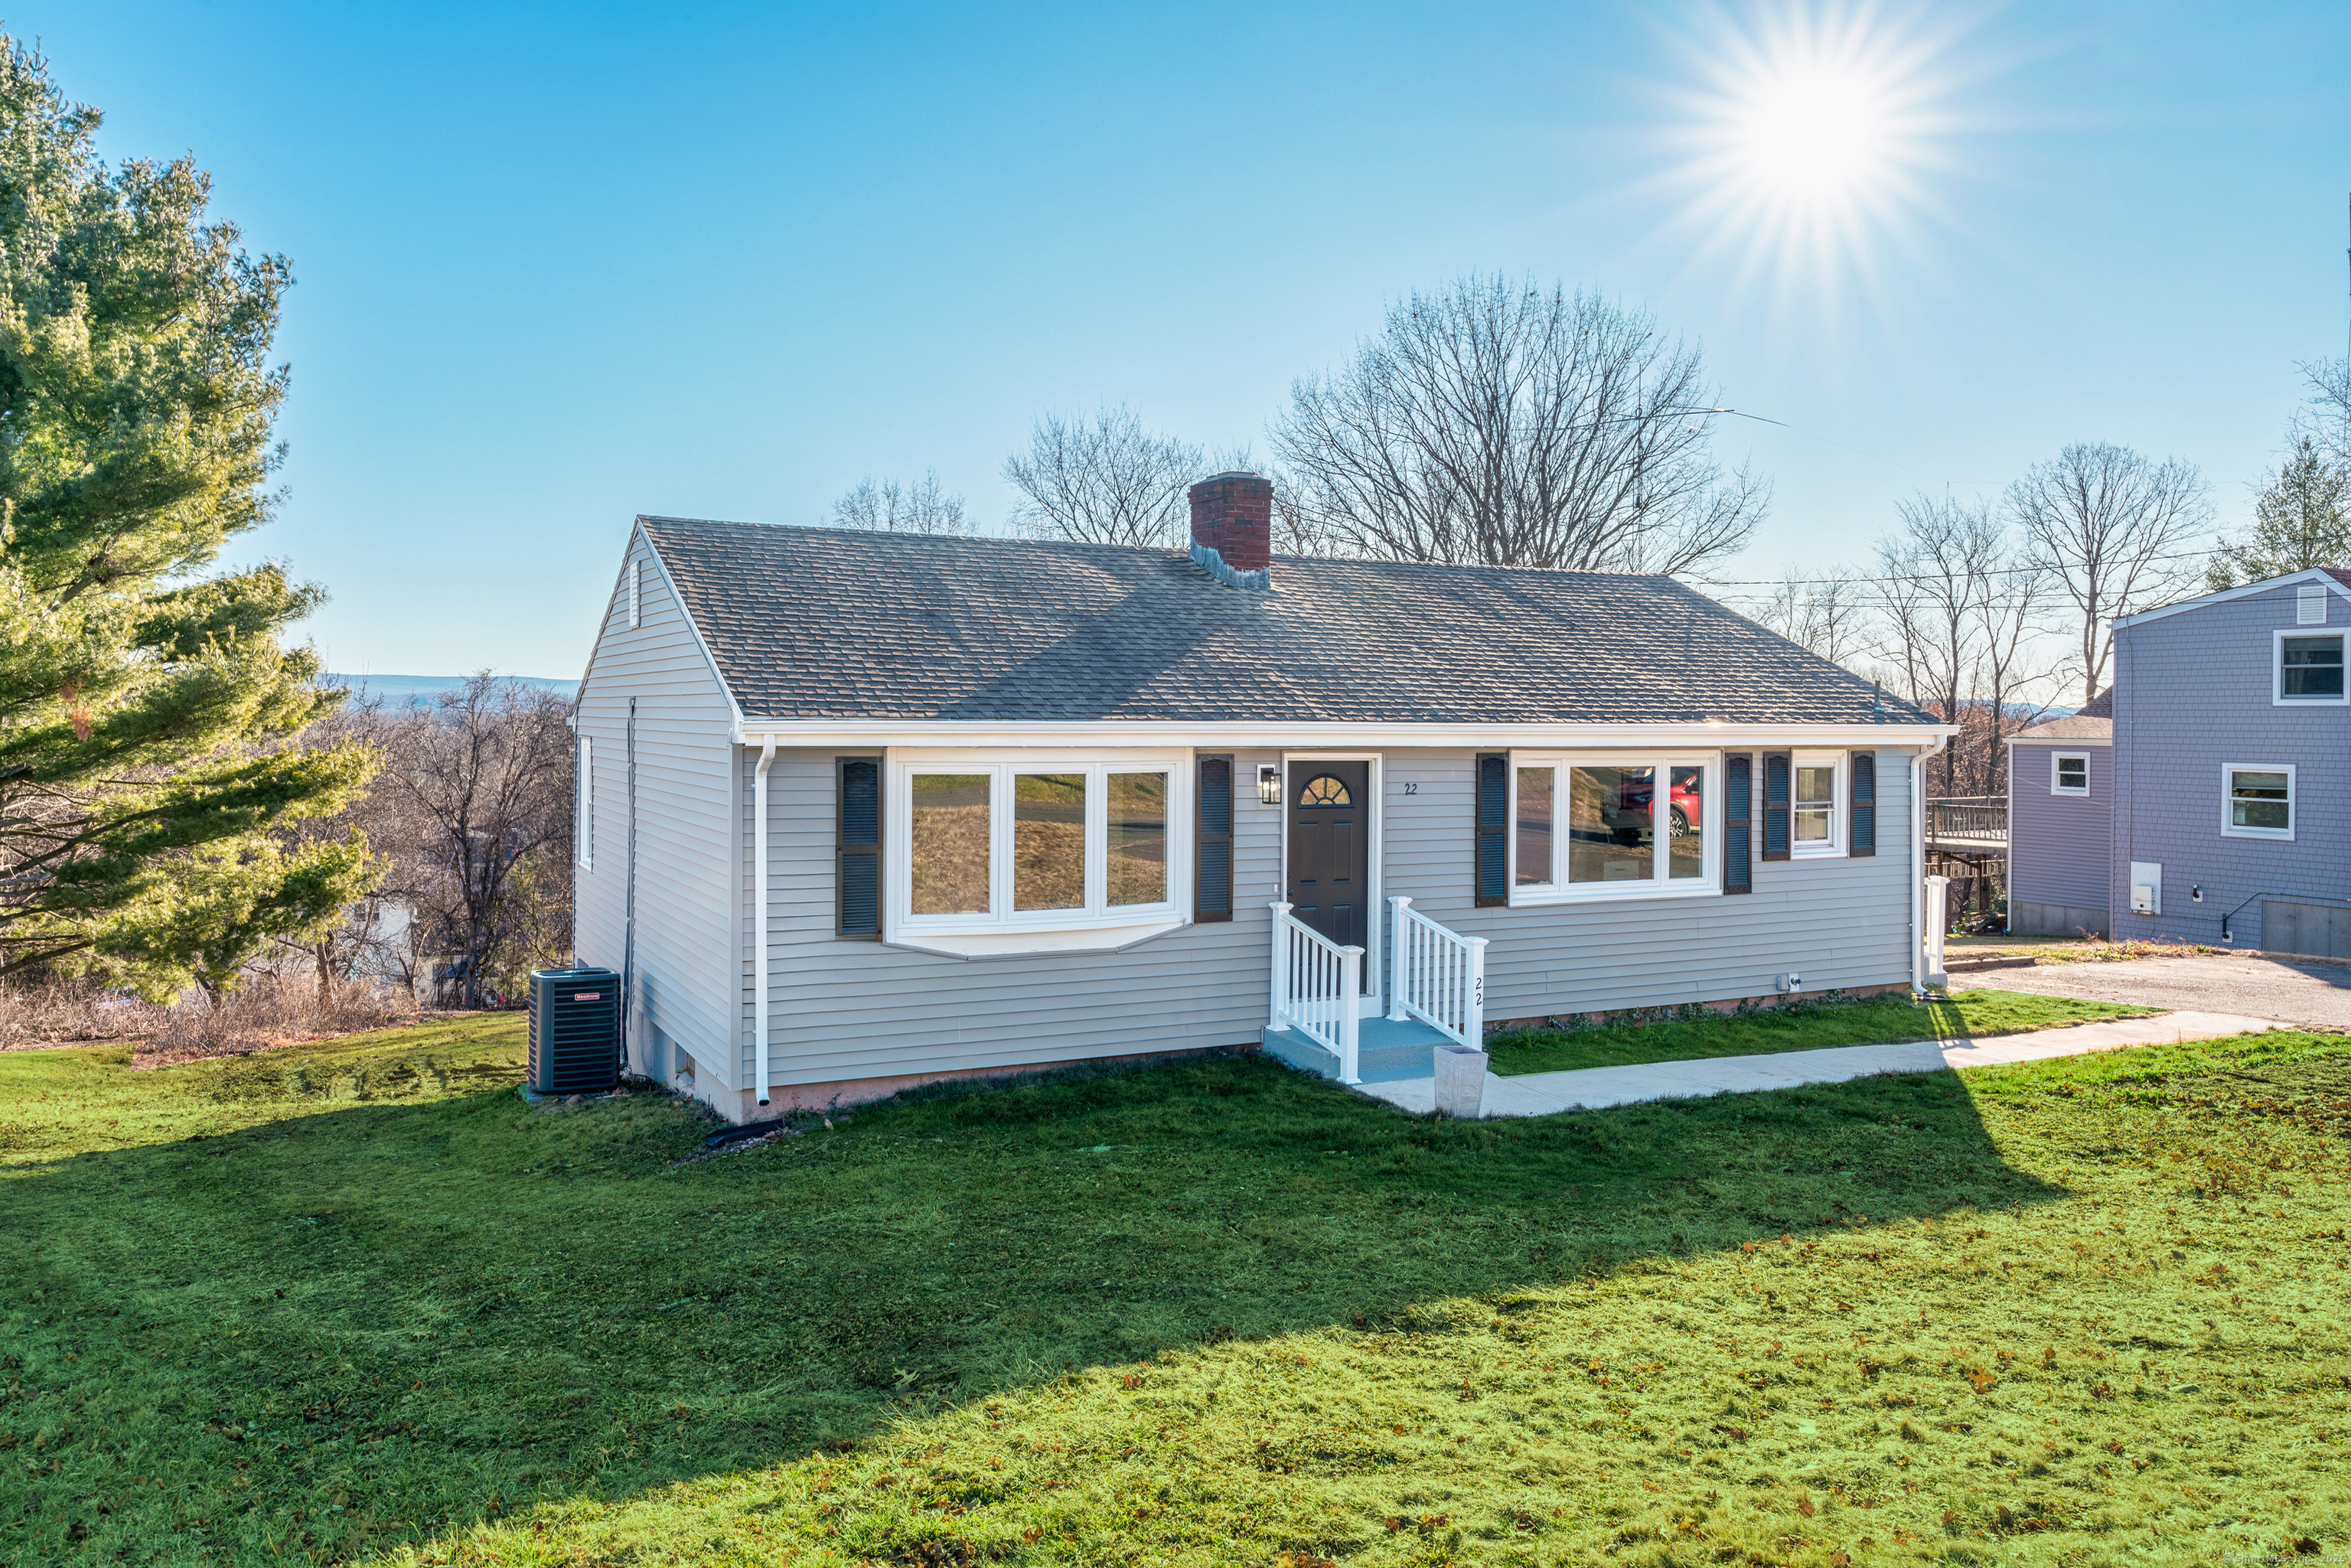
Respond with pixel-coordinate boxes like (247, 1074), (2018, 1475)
(1286, 761), (1371, 957)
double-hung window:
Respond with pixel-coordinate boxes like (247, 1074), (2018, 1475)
(1790, 751), (1845, 856)
(2275, 631), (2346, 704)
(1511, 754), (1717, 900)
(889, 751), (1191, 949)
(2222, 763), (2295, 840)
(2050, 751), (2089, 797)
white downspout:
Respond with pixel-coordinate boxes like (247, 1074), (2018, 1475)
(1912, 734), (1948, 996)
(753, 738), (777, 1109)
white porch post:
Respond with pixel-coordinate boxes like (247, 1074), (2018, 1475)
(1387, 895), (1411, 1021)
(1923, 875), (1951, 991)
(1466, 935), (1489, 1044)
(1339, 944), (1363, 1084)
(1267, 901), (1293, 1031)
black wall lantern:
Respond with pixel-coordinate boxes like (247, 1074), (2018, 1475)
(1257, 764), (1282, 806)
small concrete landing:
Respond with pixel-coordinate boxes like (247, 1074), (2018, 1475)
(1354, 1009), (2281, 1120)
(1260, 1015), (1456, 1084)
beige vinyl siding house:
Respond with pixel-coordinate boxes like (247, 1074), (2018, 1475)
(575, 476), (1954, 1122)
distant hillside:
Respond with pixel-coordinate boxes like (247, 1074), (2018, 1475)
(321, 673), (578, 704)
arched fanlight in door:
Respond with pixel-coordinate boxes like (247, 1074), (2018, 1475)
(1297, 774), (1353, 807)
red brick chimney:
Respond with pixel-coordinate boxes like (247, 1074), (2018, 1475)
(1187, 471), (1273, 589)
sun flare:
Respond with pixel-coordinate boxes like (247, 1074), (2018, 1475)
(1735, 67), (1896, 200)
(1656, 3), (1969, 296)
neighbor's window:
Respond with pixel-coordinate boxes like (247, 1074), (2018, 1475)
(897, 756), (1184, 931)
(1792, 751), (1844, 856)
(2278, 633), (2346, 702)
(2052, 752), (2089, 796)
(1511, 756), (1715, 898)
(2224, 764), (2295, 840)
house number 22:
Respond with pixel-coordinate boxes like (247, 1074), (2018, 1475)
(1401, 781), (1417, 795)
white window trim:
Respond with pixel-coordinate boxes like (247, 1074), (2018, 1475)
(885, 748), (1192, 950)
(2221, 761), (2297, 842)
(2049, 751), (2090, 797)
(2272, 628), (2348, 706)
(1508, 751), (1723, 904)
(576, 735), (593, 868)
(1791, 750), (1846, 859)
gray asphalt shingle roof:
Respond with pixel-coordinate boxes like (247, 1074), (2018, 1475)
(639, 516), (1935, 727)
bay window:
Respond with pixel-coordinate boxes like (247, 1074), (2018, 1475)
(891, 752), (1189, 946)
(1510, 754), (1717, 901)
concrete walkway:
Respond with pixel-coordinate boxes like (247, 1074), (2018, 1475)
(1357, 1009), (2281, 1119)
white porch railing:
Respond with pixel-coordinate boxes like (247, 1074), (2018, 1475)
(1267, 901), (1363, 1084)
(1387, 895), (1487, 1047)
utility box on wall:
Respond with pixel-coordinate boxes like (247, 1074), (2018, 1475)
(2128, 861), (2162, 916)
(527, 967), (621, 1095)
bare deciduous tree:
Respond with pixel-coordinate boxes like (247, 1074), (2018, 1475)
(833, 471), (970, 536)
(1267, 275), (1768, 574)
(1004, 406), (1204, 546)
(1755, 566), (1868, 667)
(1875, 495), (2001, 794)
(372, 674), (575, 1009)
(2006, 443), (2211, 708)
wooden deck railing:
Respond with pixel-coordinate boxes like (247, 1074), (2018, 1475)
(1927, 797), (2007, 843)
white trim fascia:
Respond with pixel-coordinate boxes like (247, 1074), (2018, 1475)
(735, 719), (1956, 749)
(2114, 568), (2351, 631)
(2007, 736), (2112, 749)
(608, 518), (744, 729)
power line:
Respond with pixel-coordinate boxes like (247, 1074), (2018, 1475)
(1695, 543), (2231, 591)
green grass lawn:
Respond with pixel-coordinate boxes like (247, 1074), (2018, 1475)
(5, 1015), (2349, 1566)
(1483, 988), (2156, 1077)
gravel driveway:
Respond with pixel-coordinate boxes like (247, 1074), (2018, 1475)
(1955, 954), (2351, 1032)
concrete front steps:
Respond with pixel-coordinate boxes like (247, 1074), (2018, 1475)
(1260, 1015), (1456, 1084)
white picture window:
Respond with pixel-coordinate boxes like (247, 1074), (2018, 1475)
(1510, 755), (1717, 901)
(889, 752), (1189, 941)
(2222, 763), (2295, 840)
(576, 735), (593, 867)
(2274, 630), (2346, 704)
(1792, 751), (1844, 856)
(2051, 752), (2089, 796)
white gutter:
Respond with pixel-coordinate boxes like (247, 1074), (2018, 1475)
(752, 738), (777, 1107)
(1912, 733), (1949, 996)
(733, 719), (1957, 750)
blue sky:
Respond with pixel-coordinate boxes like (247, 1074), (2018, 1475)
(37, 1), (2351, 677)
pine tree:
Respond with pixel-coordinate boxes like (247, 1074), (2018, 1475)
(2206, 435), (2351, 591)
(0, 37), (376, 996)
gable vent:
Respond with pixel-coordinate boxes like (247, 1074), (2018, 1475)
(2299, 584), (2327, 625)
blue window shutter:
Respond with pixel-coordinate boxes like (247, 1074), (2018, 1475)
(1761, 751), (1792, 862)
(1725, 753), (1753, 894)
(1475, 753), (1508, 906)
(1850, 750), (1877, 857)
(1195, 755), (1233, 922)
(836, 756), (881, 938)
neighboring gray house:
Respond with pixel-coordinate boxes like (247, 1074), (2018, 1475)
(2106, 567), (2351, 956)
(2005, 687), (2113, 937)
(572, 473), (1956, 1122)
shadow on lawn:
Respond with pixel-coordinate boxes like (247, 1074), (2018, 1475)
(1, 1048), (2067, 1563)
